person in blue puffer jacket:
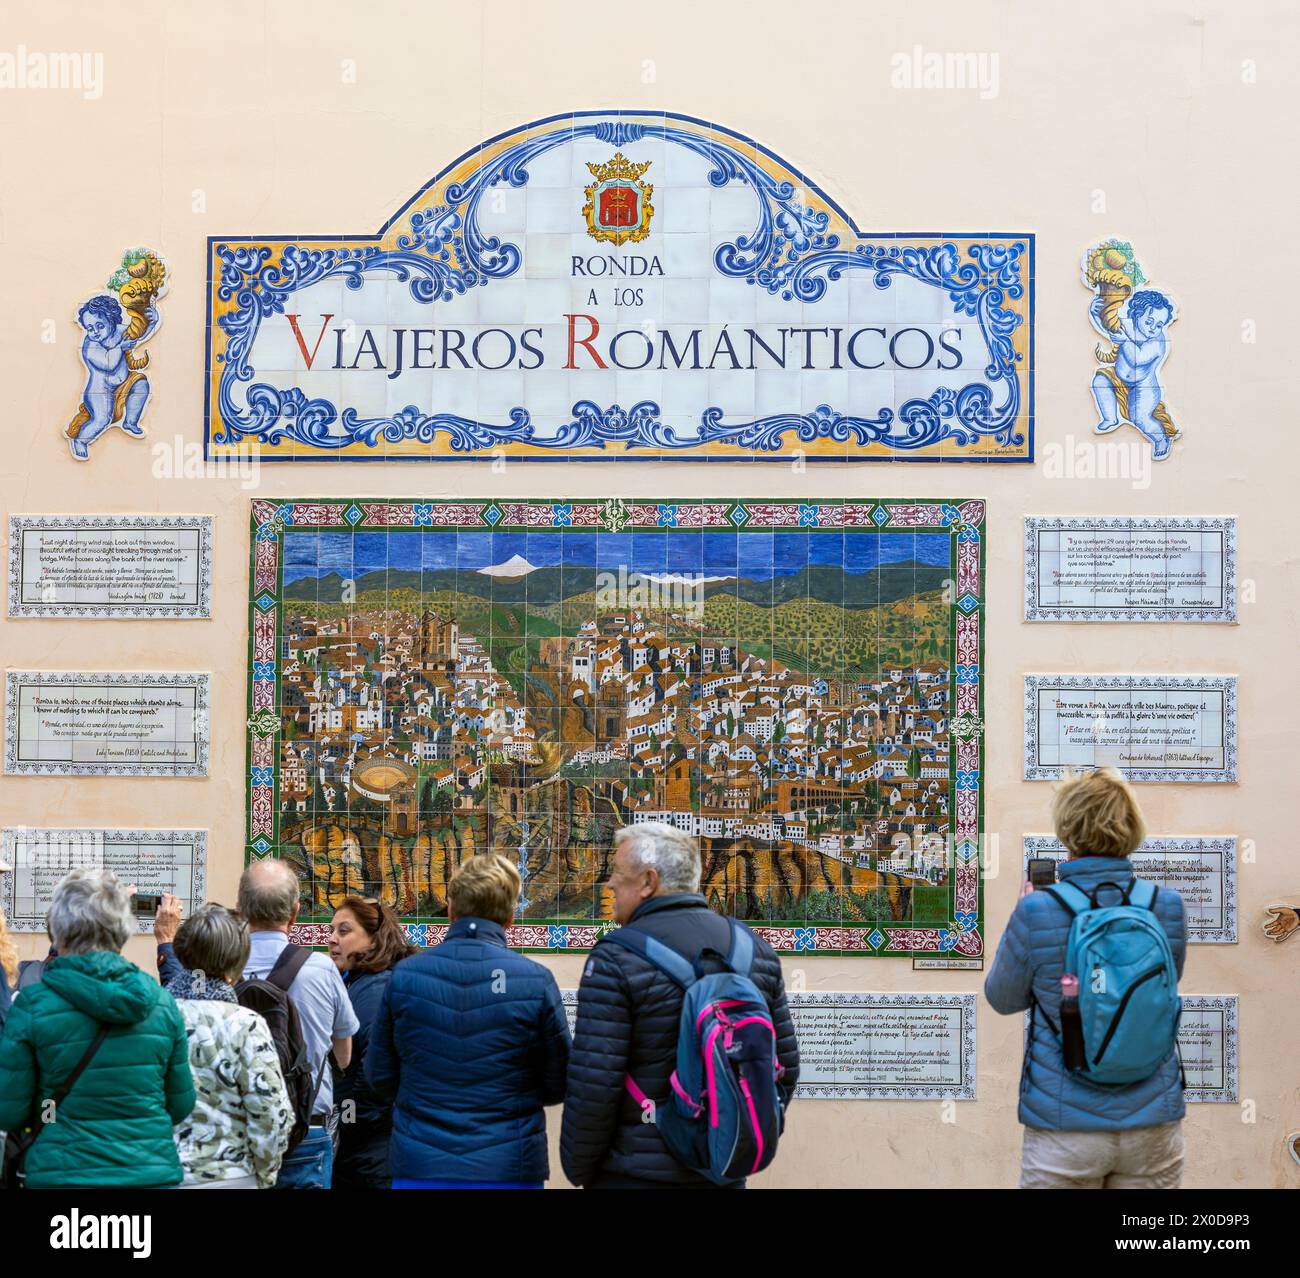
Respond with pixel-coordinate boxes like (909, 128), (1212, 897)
(985, 769), (1187, 1189)
(365, 853), (571, 1189)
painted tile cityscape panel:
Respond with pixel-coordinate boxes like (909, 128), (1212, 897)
(249, 498), (986, 955)
(206, 111), (1033, 464)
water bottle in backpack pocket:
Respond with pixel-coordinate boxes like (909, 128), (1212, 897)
(1044, 878), (1182, 1086)
(605, 918), (786, 1186)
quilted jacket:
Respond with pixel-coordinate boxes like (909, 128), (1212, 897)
(984, 855), (1187, 1132)
(365, 917), (570, 1183)
(560, 894), (801, 1188)
(0, 950), (195, 1187)
(333, 967), (395, 1187)
(171, 989), (294, 1188)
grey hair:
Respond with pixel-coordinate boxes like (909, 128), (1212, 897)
(174, 903), (250, 982)
(237, 858), (300, 927)
(47, 868), (133, 955)
(615, 823), (701, 893)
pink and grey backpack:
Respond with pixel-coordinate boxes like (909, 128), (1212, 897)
(605, 918), (787, 1185)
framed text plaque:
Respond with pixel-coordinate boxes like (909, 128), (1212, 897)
(1024, 674), (1237, 783)
(1, 828), (207, 933)
(1023, 836), (1238, 943)
(8, 515), (213, 619)
(1024, 516), (1236, 623)
(4, 671), (210, 776)
(206, 111), (1033, 464)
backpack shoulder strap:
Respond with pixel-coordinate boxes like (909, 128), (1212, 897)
(265, 943), (312, 992)
(725, 918), (755, 977)
(1044, 881), (1089, 916)
(602, 926), (696, 989)
(1129, 878), (1158, 911)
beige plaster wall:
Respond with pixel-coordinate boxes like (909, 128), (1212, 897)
(0, 0), (1296, 1188)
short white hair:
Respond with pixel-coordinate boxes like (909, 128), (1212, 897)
(615, 823), (701, 893)
(48, 868), (133, 955)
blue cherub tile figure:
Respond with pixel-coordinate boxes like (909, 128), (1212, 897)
(64, 248), (168, 461)
(1083, 240), (1181, 462)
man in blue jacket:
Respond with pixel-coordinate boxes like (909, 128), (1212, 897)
(985, 770), (1187, 1188)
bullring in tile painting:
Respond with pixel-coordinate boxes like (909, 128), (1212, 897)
(247, 498), (985, 957)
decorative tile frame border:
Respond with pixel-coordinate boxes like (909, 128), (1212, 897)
(1023, 516), (1237, 623)
(1023, 674), (1238, 783)
(1023, 835), (1238, 943)
(8, 515), (214, 619)
(0, 827), (207, 933)
(5, 671), (211, 777)
(255, 495), (986, 955)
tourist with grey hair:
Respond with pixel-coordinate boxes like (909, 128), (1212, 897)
(561, 823), (800, 1188)
(167, 904), (295, 1188)
(0, 868), (195, 1188)
(237, 858), (358, 1189)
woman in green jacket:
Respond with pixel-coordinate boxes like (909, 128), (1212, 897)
(0, 868), (195, 1188)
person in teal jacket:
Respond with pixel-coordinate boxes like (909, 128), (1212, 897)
(985, 770), (1187, 1189)
(0, 868), (195, 1188)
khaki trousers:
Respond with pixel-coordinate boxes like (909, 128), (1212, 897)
(1019, 1120), (1184, 1189)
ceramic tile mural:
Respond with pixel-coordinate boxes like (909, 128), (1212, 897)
(207, 112), (1033, 463)
(250, 497), (986, 956)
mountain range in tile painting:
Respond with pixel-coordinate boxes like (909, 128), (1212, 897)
(281, 561), (951, 609)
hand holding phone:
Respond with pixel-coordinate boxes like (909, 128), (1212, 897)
(1027, 858), (1058, 890)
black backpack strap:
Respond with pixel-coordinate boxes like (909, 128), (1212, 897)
(601, 926), (696, 989)
(1028, 993), (1059, 1038)
(1043, 884), (1086, 918)
(265, 943), (312, 992)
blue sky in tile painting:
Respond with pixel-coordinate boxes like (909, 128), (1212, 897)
(281, 528), (949, 584)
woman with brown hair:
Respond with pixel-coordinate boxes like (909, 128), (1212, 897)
(327, 895), (416, 1189)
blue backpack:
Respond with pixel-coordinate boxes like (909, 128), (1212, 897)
(604, 918), (786, 1185)
(1044, 877), (1182, 1085)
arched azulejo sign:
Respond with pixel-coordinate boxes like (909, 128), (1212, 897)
(205, 111), (1034, 462)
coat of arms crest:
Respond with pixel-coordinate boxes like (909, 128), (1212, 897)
(582, 152), (654, 245)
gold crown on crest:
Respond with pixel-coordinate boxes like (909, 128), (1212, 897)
(585, 151), (653, 184)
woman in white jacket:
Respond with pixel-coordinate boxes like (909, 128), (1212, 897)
(167, 904), (294, 1189)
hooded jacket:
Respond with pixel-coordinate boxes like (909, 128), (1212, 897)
(0, 950), (195, 1187)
